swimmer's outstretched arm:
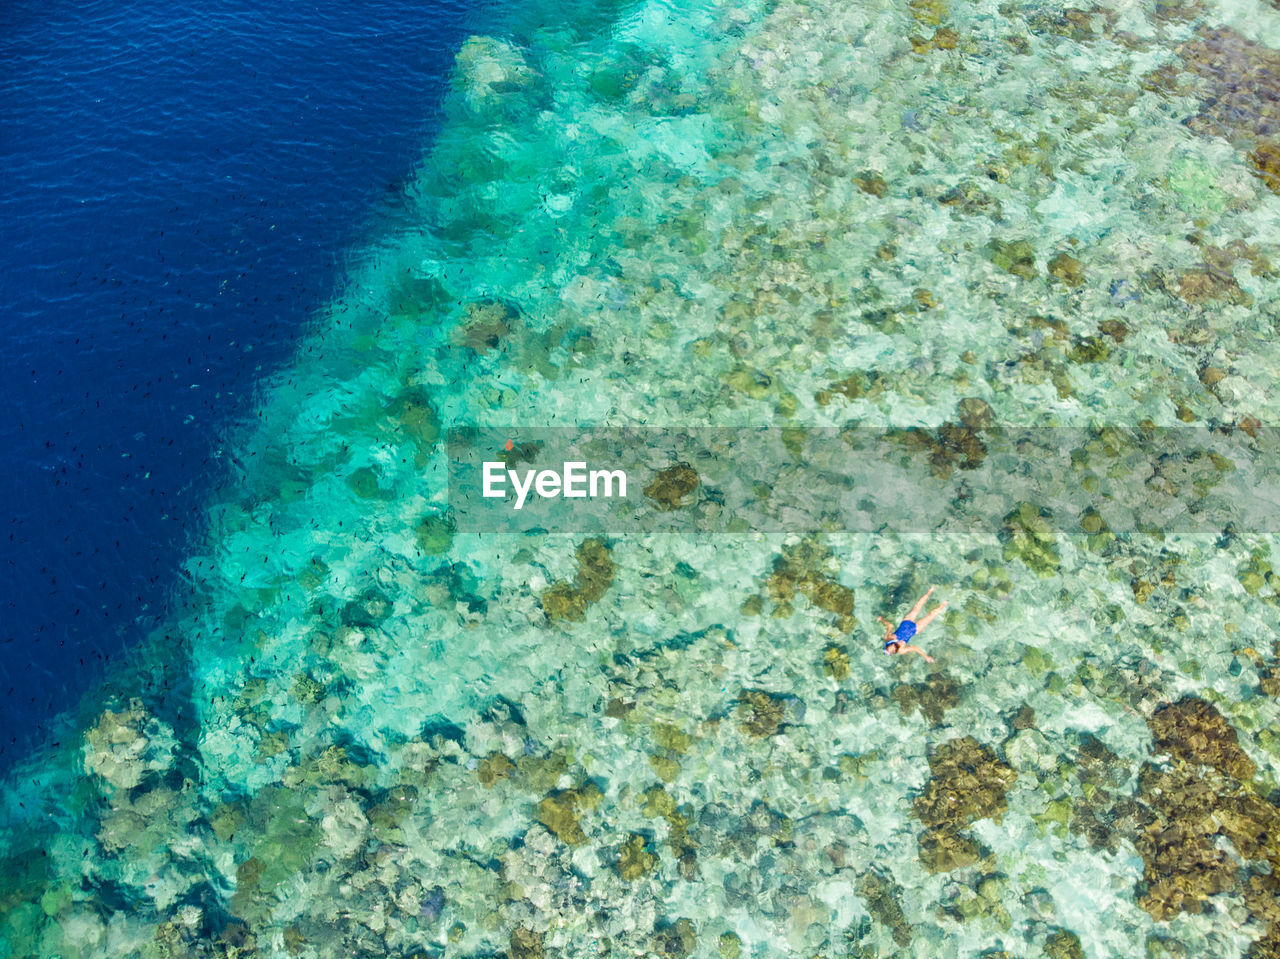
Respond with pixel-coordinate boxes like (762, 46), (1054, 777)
(898, 644), (935, 663)
(876, 616), (896, 642)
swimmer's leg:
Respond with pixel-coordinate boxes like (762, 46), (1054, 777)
(915, 601), (949, 631)
(906, 585), (936, 620)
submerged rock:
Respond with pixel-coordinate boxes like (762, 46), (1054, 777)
(916, 737), (1017, 831)
(1048, 252), (1085, 287)
(893, 423), (987, 476)
(718, 932), (743, 958)
(1044, 928), (1085, 959)
(652, 918), (697, 957)
(724, 366), (772, 400)
(957, 397), (994, 429)
(1237, 552), (1277, 598)
(1001, 502), (1060, 577)
(1010, 704), (1036, 731)
(478, 752), (515, 786)
(617, 833), (659, 881)
(640, 785), (698, 876)
(291, 673), (326, 706)
(415, 512), (456, 557)
(509, 925), (545, 959)
(891, 670), (962, 725)
(1252, 141), (1280, 193)
(856, 870), (912, 946)
(855, 171), (889, 197)
(1079, 507), (1114, 552)
(535, 782), (602, 846)
(938, 181), (1003, 218)
(340, 587), (391, 629)
(985, 238), (1038, 279)
(918, 826), (984, 873)
(737, 690), (790, 738)
(644, 464), (700, 510)
(541, 538), (616, 623)
(764, 538), (855, 626)
(83, 700), (177, 792)
(823, 644), (851, 680)
(1177, 268), (1252, 307)
(455, 297), (521, 352)
(366, 784), (418, 840)
(589, 43), (664, 103)
(386, 272), (448, 319)
(282, 744), (372, 790)
(915, 737), (1015, 873)
(536, 791), (585, 846)
(345, 465), (391, 501)
(1148, 697), (1256, 780)
(230, 786), (323, 923)
(815, 372), (869, 407)
(454, 36), (537, 112)
(388, 387), (441, 461)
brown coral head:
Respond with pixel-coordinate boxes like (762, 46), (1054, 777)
(1147, 697), (1256, 780)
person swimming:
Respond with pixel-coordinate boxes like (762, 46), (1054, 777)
(877, 585), (946, 663)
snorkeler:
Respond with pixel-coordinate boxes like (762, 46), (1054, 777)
(877, 585), (947, 663)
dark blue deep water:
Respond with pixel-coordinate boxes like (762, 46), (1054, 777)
(0, 0), (483, 767)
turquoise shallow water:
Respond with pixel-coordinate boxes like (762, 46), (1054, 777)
(4, 0), (1280, 956)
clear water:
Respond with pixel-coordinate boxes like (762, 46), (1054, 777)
(0, 0), (485, 764)
(4, 0), (1280, 956)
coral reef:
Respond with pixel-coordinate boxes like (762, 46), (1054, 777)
(856, 871), (912, 947)
(536, 782), (603, 846)
(1044, 928), (1085, 959)
(984, 238), (1038, 280)
(890, 670), (962, 725)
(453, 36), (537, 112)
(763, 539), (855, 627)
(1084, 693), (1280, 953)
(736, 690), (790, 738)
(5, 0), (1280, 955)
(1146, 24), (1280, 201)
(644, 464), (700, 511)
(1001, 503), (1061, 578)
(914, 737), (1016, 873)
(1175, 28), (1280, 143)
(916, 737), (1018, 828)
(455, 298), (521, 353)
(617, 833), (658, 880)
(83, 700), (177, 792)
(540, 538), (615, 623)
(1148, 697), (1256, 780)
(891, 424), (988, 477)
(415, 511), (456, 556)
(822, 644), (851, 680)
